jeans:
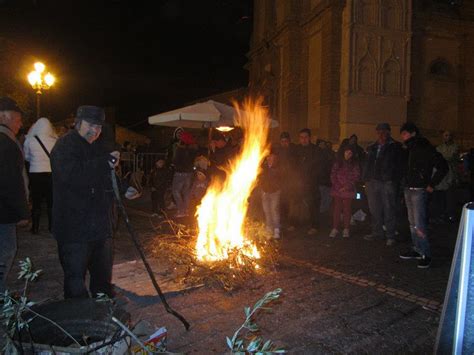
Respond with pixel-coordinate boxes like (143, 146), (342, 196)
(366, 180), (397, 240)
(0, 224), (17, 293)
(319, 185), (332, 213)
(172, 172), (193, 215)
(57, 238), (114, 298)
(404, 188), (431, 258)
(332, 197), (352, 230)
(261, 191), (281, 231)
(302, 185), (321, 229)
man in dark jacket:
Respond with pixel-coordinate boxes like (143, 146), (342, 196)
(171, 131), (197, 217)
(294, 128), (322, 235)
(275, 132), (297, 230)
(208, 131), (237, 181)
(317, 139), (335, 221)
(0, 97), (29, 293)
(363, 123), (403, 246)
(51, 105), (120, 298)
(398, 122), (448, 269)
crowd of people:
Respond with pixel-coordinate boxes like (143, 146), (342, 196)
(149, 121), (471, 271)
(1, 94), (474, 300)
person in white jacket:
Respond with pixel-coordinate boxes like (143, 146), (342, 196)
(23, 117), (58, 233)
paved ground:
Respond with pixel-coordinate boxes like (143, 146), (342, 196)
(5, 191), (460, 353)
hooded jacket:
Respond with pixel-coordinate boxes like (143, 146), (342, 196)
(403, 136), (448, 189)
(51, 129), (114, 243)
(24, 117), (58, 173)
(330, 160), (360, 199)
(294, 143), (322, 188)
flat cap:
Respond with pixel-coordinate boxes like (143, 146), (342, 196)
(0, 97), (22, 113)
(76, 105), (105, 125)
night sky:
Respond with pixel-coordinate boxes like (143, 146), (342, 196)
(0, 0), (253, 129)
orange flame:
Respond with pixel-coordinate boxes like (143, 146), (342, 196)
(195, 99), (270, 263)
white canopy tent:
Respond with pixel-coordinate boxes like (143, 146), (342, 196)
(148, 100), (278, 129)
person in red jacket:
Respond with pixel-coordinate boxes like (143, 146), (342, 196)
(329, 146), (360, 238)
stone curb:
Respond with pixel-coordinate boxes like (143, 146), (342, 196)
(281, 256), (443, 314)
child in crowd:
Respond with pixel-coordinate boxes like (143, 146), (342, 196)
(189, 168), (209, 215)
(329, 146), (360, 238)
(259, 151), (281, 240)
(150, 158), (171, 217)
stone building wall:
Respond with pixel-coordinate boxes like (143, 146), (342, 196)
(248, 0), (474, 149)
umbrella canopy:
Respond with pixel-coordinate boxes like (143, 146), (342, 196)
(148, 100), (278, 129)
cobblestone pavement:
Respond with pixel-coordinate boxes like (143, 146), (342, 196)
(5, 195), (459, 353)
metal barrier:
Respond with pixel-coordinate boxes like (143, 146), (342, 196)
(117, 152), (166, 191)
(134, 153), (167, 175)
(435, 202), (474, 354)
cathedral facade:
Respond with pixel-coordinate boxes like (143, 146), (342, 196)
(247, 0), (474, 147)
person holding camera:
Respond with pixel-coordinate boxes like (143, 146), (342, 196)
(51, 105), (120, 299)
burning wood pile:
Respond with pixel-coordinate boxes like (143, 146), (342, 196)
(145, 219), (278, 290)
(145, 99), (279, 290)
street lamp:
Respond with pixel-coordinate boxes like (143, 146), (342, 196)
(28, 62), (55, 118)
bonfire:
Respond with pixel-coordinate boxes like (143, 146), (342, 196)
(196, 99), (270, 264)
(146, 98), (278, 290)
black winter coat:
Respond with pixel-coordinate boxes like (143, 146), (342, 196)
(150, 167), (171, 191)
(0, 129), (29, 223)
(173, 145), (196, 173)
(294, 144), (322, 188)
(403, 136), (448, 189)
(51, 130), (114, 243)
(363, 138), (403, 182)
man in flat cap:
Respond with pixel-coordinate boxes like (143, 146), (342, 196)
(363, 123), (404, 246)
(0, 97), (29, 293)
(51, 105), (120, 298)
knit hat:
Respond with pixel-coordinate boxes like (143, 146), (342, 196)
(211, 131), (225, 141)
(376, 123), (391, 131)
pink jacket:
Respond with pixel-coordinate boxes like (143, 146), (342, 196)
(330, 161), (360, 199)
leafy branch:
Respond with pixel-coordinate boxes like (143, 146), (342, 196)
(226, 288), (285, 354)
(1, 258), (81, 352)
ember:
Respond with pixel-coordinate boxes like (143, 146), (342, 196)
(146, 219), (278, 291)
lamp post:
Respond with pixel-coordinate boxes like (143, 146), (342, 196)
(27, 62), (55, 118)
